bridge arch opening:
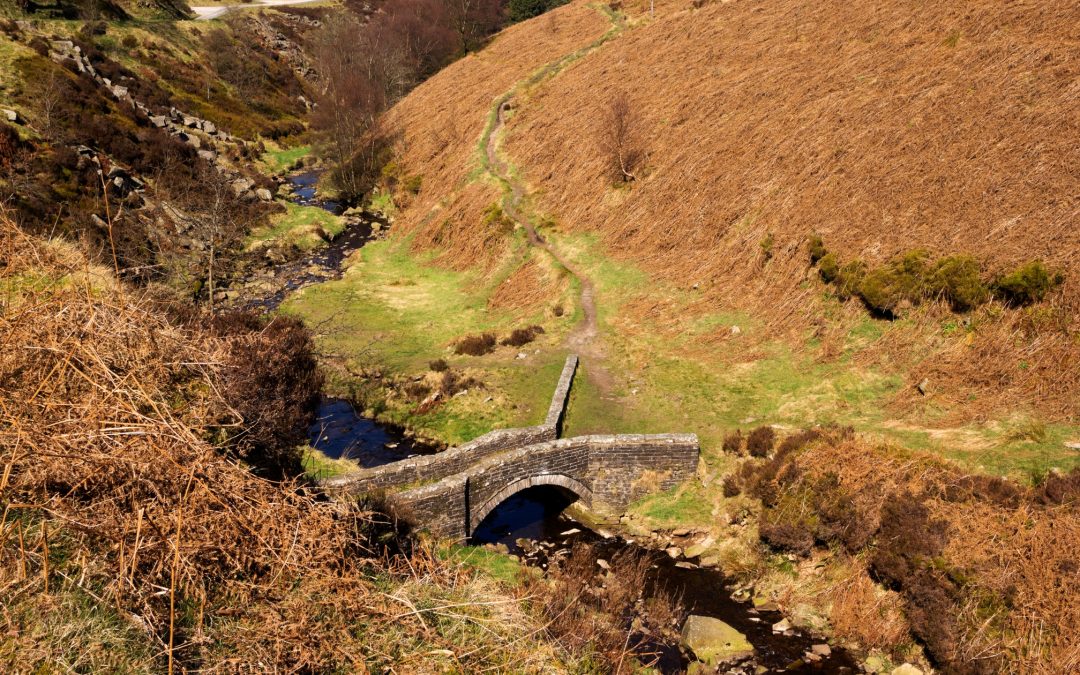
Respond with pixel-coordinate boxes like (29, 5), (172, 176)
(469, 475), (592, 544)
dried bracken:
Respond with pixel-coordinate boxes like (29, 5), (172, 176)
(0, 215), (594, 672)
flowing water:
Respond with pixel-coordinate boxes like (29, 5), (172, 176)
(268, 168), (856, 673)
(239, 169), (387, 311)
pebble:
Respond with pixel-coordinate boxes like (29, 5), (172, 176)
(559, 528), (581, 536)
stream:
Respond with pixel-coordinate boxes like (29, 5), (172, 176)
(237, 169), (387, 311)
(269, 169), (856, 673)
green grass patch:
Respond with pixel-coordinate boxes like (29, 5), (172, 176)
(439, 544), (527, 586)
(246, 202), (344, 251)
(281, 238), (574, 444)
(300, 445), (360, 481)
(632, 481), (715, 530)
(259, 144), (312, 175)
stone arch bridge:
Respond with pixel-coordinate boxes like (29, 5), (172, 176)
(323, 356), (699, 540)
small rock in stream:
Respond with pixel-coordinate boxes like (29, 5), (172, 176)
(771, 618), (792, 634)
(559, 528), (580, 536)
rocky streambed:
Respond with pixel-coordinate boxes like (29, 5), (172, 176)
(229, 169), (390, 311)
(471, 495), (858, 674)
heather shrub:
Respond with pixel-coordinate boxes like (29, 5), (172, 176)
(428, 358), (449, 372)
(208, 312), (323, 479)
(439, 370), (480, 396)
(993, 260), (1063, 306)
(746, 425), (776, 458)
(1034, 467), (1080, 506)
(454, 332), (497, 356)
(501, 324), (545, 346)
(939, 474), (1022, 508)
(721, 475), (741, 498)
(721, 430), (743, 454)
(759, 517), (814, 556)
(404, 380), (432, 400)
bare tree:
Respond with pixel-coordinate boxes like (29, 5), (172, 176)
(442, 0), (503, 53)
(599, 91), (645, 183)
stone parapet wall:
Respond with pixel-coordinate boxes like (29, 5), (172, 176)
(322, 424), (554, 493)
(390, 433), (700, 539)
(544, 354), (578, 432)
(323, 354), (579, 494)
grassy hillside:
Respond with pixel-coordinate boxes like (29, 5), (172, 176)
(344, 0), (1080, 476)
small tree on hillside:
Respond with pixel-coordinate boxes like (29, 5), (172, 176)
(599, 91), (645, 183)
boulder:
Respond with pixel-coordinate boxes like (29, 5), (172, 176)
(811, 643), (831, 657)
(183, 116), (200, 128)
(183, 134), (201, 149)
(51, 40), (75, 53)
(771, 618), (792, 633)
(231, 178), (254, 197)
(149, 115), (168, 128)
(111, 85), (129, 100)
(201, 120), (217, 134)
(197, 150), (217, 163)
(681, 615), (754, 666)
(2, 109), (19, 124)
(891, 666), (923, 675)
(255, 188), (273, 202)
(665, 546), (682, 559)
(684, 536), (716, 559)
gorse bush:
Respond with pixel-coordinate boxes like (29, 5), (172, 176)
(993, 260), (1063, 307)
(811, 238), (1062, 316)
(808, 234), (827, 264)
(857, 249), (931, 316)
(929, 255), (988, 311)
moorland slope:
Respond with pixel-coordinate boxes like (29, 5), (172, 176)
(384, 0), (1079, 427)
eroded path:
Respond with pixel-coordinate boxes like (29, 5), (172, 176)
(190, 0), (322, 20)
(482, 12), (623, 396)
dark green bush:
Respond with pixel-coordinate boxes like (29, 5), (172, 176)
(993, 261), (1063, 307)
(818, 252), (840, 283)
(929, 255), (988, 311)
(808, 234), (827, 264)
(856, 249), (930, 317)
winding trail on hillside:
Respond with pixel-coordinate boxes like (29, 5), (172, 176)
(482, 11), (624, 397)
(190, 0), (321, 20)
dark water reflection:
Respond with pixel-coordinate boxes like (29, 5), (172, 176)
(308, 397), (435, 468)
